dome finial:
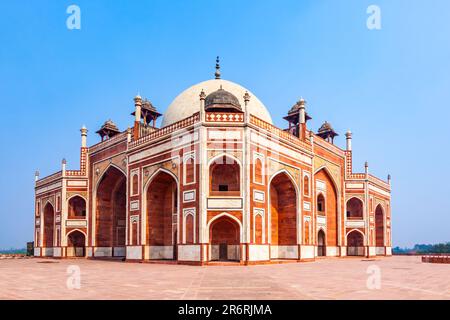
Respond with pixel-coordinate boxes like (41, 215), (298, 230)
(215, 56), (221, 79)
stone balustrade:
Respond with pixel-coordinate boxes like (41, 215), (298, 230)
(422, 254), (450, 264)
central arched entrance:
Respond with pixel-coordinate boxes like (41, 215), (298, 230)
(209, 215), (240, 261)
(317, 229), (326, 256)
(43, 202), (55, 250)
(67, 230), (86, 257)
(375, 205), (385, 255)
(347, 230), (364, 256)
(96, 166), (127, 257)
(146, 171), (178, 260)
(269, 171), (297, 259)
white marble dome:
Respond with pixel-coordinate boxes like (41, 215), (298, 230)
(161, 79), (273, 127)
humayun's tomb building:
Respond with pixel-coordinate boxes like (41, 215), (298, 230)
(33, 59), (392, 264)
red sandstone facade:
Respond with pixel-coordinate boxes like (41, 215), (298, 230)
(34, 65), (392, 264)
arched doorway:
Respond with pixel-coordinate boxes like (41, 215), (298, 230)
(347, 230), (364, 256)
(346, 198), (363, 219)
(269, 172), (297, 259)
(146, 171), (178, 260)
(68, 196), (86, 218)
(375, 205), (385, 255)
(317, 229), (326, 256)
(96, 166), (127, 256)
(209, 155), (241, 196)
(67, 230), (86, 257)
(209, 215), (240, 261)
(315, 169), (338, 248)
(43, 202), (55, 249)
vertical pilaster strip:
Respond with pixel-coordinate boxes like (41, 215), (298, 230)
(309, 132), (316, 249)
(61, 178), (67, 249)
(199, 124), (208, 262)
(364, 163), (370, 250)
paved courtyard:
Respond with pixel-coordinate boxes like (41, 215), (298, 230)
(0, 256), (449, 300)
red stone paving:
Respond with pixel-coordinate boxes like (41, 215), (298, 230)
(0, 256), (449, 300)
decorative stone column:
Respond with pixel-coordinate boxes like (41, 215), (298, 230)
(345, 130), (352, 151)
(133, 95), (142, 140)
(80, 126), (88, 148)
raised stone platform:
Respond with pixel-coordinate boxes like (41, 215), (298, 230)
(0, 256), (448, 299)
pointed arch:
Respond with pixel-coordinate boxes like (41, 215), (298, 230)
(303, 219), (311, 244)
(314, 167), (340, 247)
(317, 229), (326, 256)
(94, 163), (127, 192)
(67, 194), (87, 203)
(314, 165), (341, 193)
(254, 157), (264, 184)
(67, 229), (86, 257)
(268, 169), (300, 196)
(142, 167), (180, 247)
(303, 173), (310, 197)
(144, 168), (179, 260)
(206, 212), (243, 243)
(91, 163), (127, 249)
(347, 229), (365, 256)
(43, 201), (55, 248)
(375, 204), (385, 249)
(253, 209), (265, 244)
(42, 199), (55, 212)
(209, 153), (242, 196)
(94, 165), (127, 254)
(375, 204), (385, 216)
(346, 197), (364, 219)
(68, 195), (87, 218)
(183, 211), (195, 244)
(346, 228), (365, 238)
(317, 226), (327, 234)
(208, 213), (242, 261)
(208, 152), (242, 168)
(67, 228), (87, 238)
(183, 153), (196, 185)
(317, 193), (326, 215)
(268, 170), (299, 249)
(144, 167), (180, 192)
(131, 172), (139, 196)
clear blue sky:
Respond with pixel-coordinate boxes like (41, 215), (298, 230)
(0, 0), (449, 248)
